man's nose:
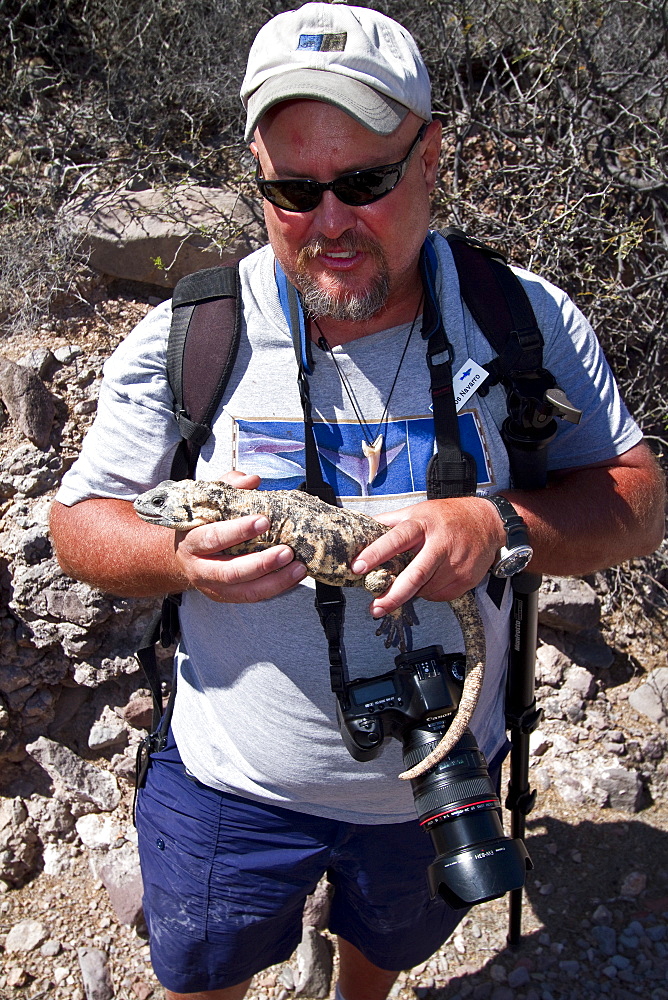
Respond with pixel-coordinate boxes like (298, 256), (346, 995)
(310, 190), (359, 239)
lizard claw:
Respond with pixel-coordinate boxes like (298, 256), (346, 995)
(374, 601), (419, 652)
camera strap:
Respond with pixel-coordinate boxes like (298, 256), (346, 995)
(420, 238), (478, 500)
(276, 264), (348, 698)
(276, 243), (469, 697)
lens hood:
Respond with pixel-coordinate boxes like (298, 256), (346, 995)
(427, 835), (531, 908)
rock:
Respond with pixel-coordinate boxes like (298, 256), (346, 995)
(77, 947), (114, 1000)
(530, 729), (552, 756)
(119, 694), (154, 731)
(76, 814), (120, 850)
(5, 918), (49, 953)
(294, 925), (333, 998)
(0, 357), (55, 448)
(0, 443), (62, 497)
(13, 524), (52, 564)
(25, 736), (121, 812)
(60, 185), (265, 287)
(490, 963), (507, 982)
(535, 643), (571, 687)
(93, 842), (144, 927)
(41, 938), (62, 957)
(564, 665), (596, 699)
(592, 924), (617, 956)
(53, 344), (83, 364)
(302, 877), (334, 930)
(131, 983), (154, 1000)
(42, 843), (72, 875)
(592, 904), (613, 925)
(629, 668), (668, 725)
(538, 578), (600, 633)
(507, 966), (531, 988)
(88, 706), (128, 751)
(279, 966), (295, 990)
(595, 763), (643, 813)
(620, 871), (647, 897)
(490, 988), (514, 1000)
(6, 966), (29, 987)
(17, 348), (60, 379)
(548, 752), (643, 811)
(569, 632), (615, 670)
(110, 752), (138, 783)
(25, 795), (75, 842)
(533, 768), (551, 792)
(543, 690), (584, 724)
(0, 797), (40, 886)
(54, 966), (71, 985)
(0, 659), (33, 695)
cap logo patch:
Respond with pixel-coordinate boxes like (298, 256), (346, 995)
(298, 32), (347, 52)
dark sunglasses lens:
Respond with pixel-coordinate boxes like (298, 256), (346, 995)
(335, 166), (403, 206)
(260, 180), (321, 212)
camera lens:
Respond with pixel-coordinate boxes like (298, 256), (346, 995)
(402, 727), (531, 908)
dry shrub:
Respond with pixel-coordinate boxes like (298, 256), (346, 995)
(1, 0), (665, 613)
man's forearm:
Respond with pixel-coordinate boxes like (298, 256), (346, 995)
(505, 445), (665, 577)
(49, 498), (189, 597)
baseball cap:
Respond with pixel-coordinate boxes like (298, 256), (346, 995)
(241, 2), (432, 141)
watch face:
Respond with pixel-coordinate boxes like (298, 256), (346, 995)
(493, 545), (534, 578)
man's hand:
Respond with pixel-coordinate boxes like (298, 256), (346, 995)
(173, 471), (307, 603)
(349, 442), (665, 620)
(50, 470), (307, 601)
(350, 496), (504, 617)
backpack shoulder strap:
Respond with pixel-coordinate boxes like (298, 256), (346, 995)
(442, 227), (544, 384)
(134, 260), (244, 799)
(167, 261), (242, 478)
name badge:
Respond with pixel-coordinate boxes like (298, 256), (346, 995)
(453, 359), (489, 411)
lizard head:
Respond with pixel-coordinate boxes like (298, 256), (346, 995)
(133, 480), (221, 530)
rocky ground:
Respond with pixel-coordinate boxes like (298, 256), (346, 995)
(0, 284), (666, 1000)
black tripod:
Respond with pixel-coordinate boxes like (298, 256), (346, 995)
(502, 384), (581, 948)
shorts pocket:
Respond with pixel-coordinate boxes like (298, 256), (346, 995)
(136, 780), (216, 942)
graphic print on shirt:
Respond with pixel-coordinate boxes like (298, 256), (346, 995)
(231, 410), (494, 501)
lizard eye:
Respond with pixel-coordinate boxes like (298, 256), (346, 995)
(151, 496), (166, 508)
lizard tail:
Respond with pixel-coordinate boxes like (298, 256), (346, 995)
(398, 591), (486, 781)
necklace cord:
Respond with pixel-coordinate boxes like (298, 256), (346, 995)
(313, 293), (424, 445)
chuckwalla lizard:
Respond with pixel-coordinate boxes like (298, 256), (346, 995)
(133, 479), (486, 779)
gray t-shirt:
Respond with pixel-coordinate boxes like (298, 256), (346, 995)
(57, 231), (642, 824)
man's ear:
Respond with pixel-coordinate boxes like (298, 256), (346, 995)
(421, 120), (442, 192)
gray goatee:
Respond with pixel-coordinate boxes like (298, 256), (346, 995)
(293, 236), (390, 323)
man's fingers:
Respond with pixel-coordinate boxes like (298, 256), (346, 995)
(177, 515), (270, 558)
(195, 557), (307, 604)
(368, 553), (438, 616)
(221, 470), (261, 490)
(174, 509), (309, 602)
(350, 519), (422, 574)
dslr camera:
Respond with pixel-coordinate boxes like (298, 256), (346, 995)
(336, 645), (531, 908)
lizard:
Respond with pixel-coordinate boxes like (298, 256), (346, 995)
(132, 478), (486, 780)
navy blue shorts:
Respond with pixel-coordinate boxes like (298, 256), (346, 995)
(136, 731), (502, 993)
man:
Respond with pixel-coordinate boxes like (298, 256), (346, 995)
(49, 4), (664, 999)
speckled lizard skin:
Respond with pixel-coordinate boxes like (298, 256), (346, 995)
(133, 479), (486, 778)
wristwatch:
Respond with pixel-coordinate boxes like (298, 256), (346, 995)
(483, 494), (534, 578)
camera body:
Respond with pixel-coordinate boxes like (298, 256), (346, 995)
(337, 645), (465, 760)
(336, 645), (531, 908)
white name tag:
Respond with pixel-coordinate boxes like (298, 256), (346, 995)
(453, 358), (489, 411)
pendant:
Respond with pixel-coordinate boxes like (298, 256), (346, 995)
(362, 434), (384, 486)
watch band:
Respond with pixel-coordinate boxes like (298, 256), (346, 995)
(483, 494), (528, 537)
(482, 494), (533, 577)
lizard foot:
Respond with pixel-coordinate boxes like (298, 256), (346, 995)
(375, 601), (419, 652)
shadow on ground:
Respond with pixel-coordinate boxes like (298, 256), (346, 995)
(424, 812), (668, 1000)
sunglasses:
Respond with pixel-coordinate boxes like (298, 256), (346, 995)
(255, 123), (428, 213)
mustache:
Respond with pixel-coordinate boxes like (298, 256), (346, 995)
(297, 233), (386, 264)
